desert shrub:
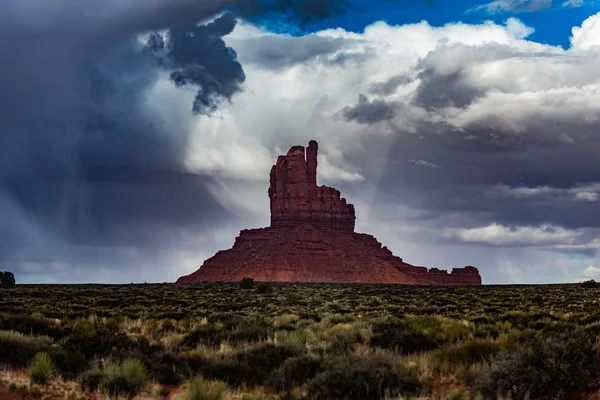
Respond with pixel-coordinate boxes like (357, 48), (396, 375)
(580, 279), (599, 288)
(190, 344), (297, 387)
(183, 376), (228, 400)
(407, 316), (472, 343)
(469, 315), (494, 325)
(28, 352), (57, 384)
(530, 294), (544, 304)
(240, 278), (254, 289)
(0, 330), (51, 367)
(324, 321), (370, 352)
(80, 359), (150, 398)
(0, 271), (15, 288)
(232, 343), (297, 385)
(0, 314), (64, 339)
(472, 331), (600, 399)
(370, 319), (438, 354)
(433, 339), (502, 368)
(256, 282), (272, 294)
(29, 384), (43, 398)
(62, 323), (135, 359)
(306, 353), (422, 400)
(273, 314), (299, 331)
(266, 355), (324, 392)
(472, 324), (501, 339)
(47, 347), (88, 379)
(182, 324), (226, 348)
(144, 349), (192, 385)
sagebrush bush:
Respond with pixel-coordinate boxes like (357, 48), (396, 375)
(184, 376), (228, 400)
(306, 353), (422, 400)
(28, 352), (57, 384)
(370, 319), (438, 354)
(28, 384), (43, 398)
(266, 355), (323, 392)
(473, 331), (600, 399)
(47, 347), (88, 379)
(580, 279), (599, 288)
(80, 358), (150, 398)
(188, 343), (297, 387)
(0, 314), (63, 339)
(256, 283), (272, 294)
(0, 330), (51, 367)
(433, 339), (503, 368)
(239, 278), (254, 289)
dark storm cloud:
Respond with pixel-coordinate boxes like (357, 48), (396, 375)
(150, 13), (247, 114)
(0, 0), (352, 281)
(342, 94), (399, 123)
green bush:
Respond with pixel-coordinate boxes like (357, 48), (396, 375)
(370, 319), (438, 354)
(580, 279), (599, 288)
(80, 359), (150, 398)
(266, 355), (323, 392)
(189, 344), (297, 387)
(306, 354), (422, 400)
(183, 376), (228, 400)
(0, 314), (64, 339)
(239, 278), (254, 289)
(0, 271), (15, 288)
(0, 330), (51, 367)
(433, 339), (502, 368)
(80, 367), (105, 392)
(256, 282), (272, 294)
(473, 331), (600, 399)
(144, 349), (192, 386)
(29, 384), (43, 398)
(28, 352), (57, 384)
(47, 347), (88, 380)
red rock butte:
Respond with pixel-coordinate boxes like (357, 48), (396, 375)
(177, 140), (482, 285)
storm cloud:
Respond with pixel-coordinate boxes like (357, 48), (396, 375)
(0, 0), (350, 282)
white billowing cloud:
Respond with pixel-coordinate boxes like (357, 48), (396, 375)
(182, 16), (547, 180)
(443, 223), (581, 246)
(571, 12), (600, 49)
(582, 265), (600, 278)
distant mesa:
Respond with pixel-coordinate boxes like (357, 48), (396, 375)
(177, 140), (481, 285)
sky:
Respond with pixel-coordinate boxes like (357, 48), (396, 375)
(2, 0), (600, 285)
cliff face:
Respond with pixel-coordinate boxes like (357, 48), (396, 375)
(269, 141), (355, 232)
(177, 141), (482, 285)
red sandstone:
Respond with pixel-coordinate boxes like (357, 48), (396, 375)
(177, 141), (481, 285)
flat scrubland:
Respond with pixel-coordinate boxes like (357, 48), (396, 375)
(2, 283), (600, 400)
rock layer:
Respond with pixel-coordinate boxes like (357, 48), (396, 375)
(177, 141), (481, 285)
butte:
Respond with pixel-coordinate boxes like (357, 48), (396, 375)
(177, 141), (481, 285)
